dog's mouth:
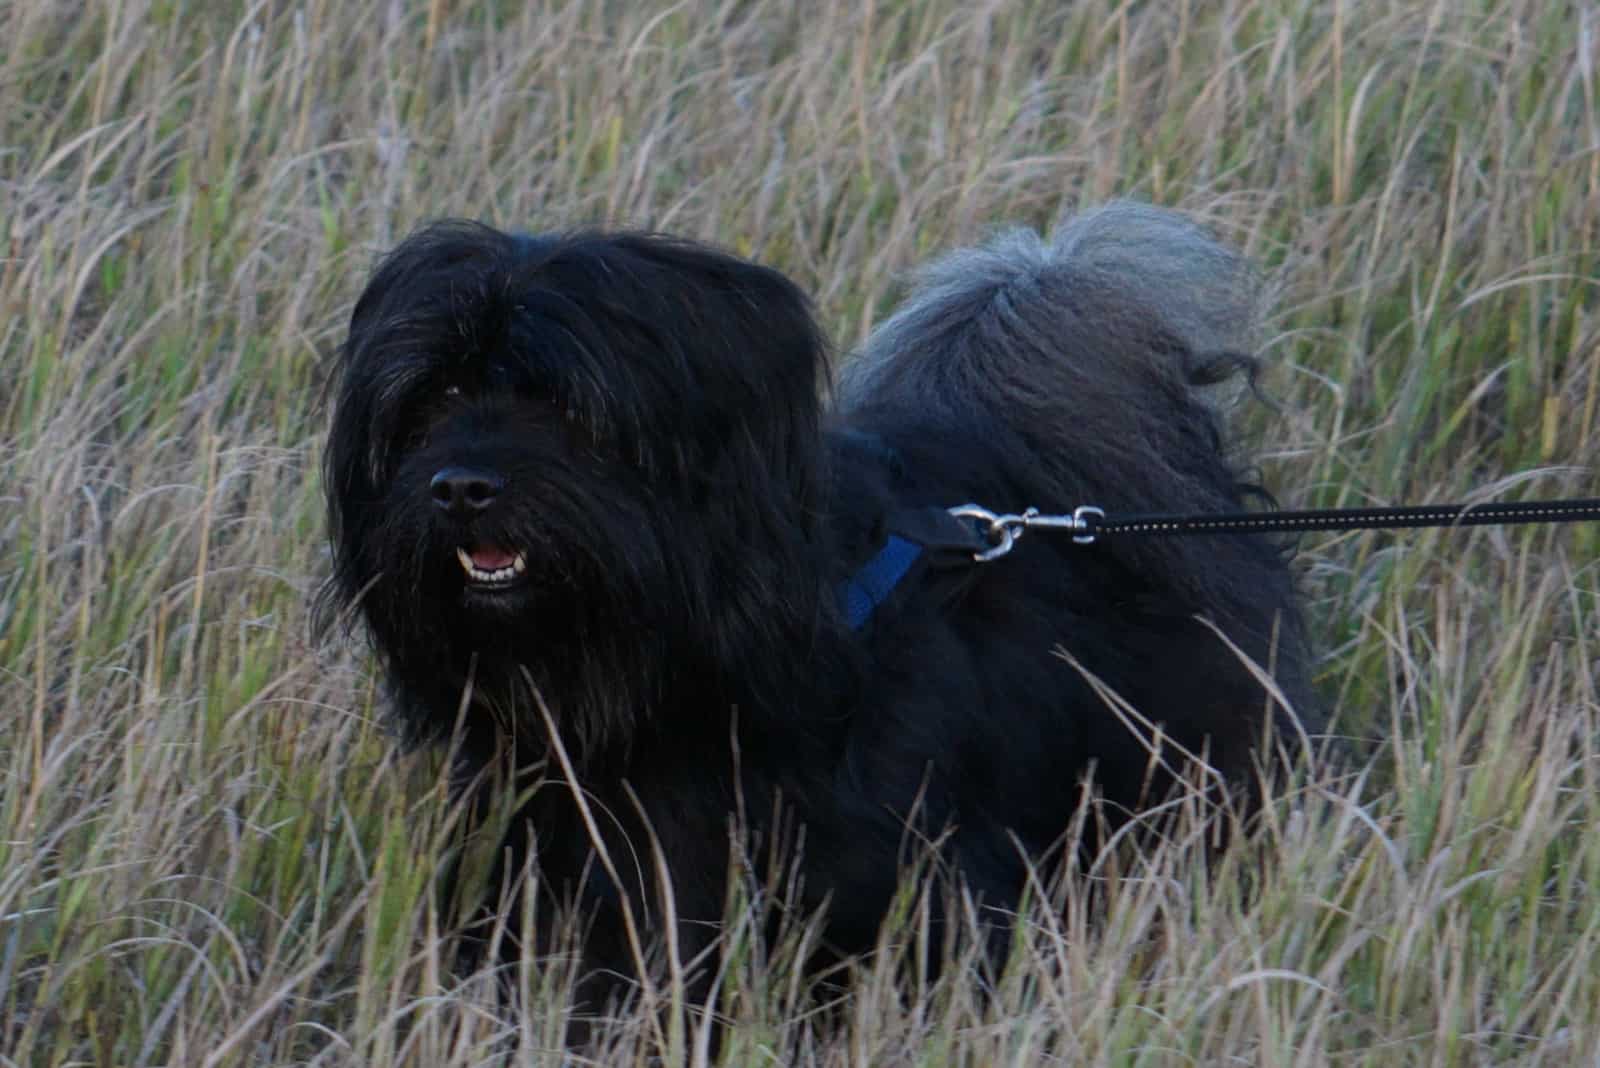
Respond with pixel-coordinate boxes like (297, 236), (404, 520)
(455, 543), (528, 589)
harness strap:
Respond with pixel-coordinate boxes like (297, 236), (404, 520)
(840, 535), (923, 630)
(838, 507), (992, 630)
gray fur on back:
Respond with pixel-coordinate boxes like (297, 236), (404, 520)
(837, 200), (1265, 416)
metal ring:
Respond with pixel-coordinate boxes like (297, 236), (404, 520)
(973, 525), (1017, 562)
(949, 503), (1022, 562)
(1072, 505), (1105, 544)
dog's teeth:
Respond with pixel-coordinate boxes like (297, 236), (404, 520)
(456, 546), (526, 586)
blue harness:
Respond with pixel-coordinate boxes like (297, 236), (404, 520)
(838, 535), (926, 630)
(836, 509), (992, 630)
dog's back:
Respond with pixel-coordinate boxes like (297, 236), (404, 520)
(825, 203), (1318, 867)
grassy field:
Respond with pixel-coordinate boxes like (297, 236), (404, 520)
(4, 0), (1599, 1063)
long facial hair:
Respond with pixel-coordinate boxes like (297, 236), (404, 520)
(319, 222), (840, 763)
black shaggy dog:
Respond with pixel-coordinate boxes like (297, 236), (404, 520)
(322, 202), (1318, 1017)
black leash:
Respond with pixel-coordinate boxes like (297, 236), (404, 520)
(949, 498), (1600, 560)
(840, 497), (1599, 627)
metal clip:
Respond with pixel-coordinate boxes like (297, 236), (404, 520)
(948, 503), (1104, 559)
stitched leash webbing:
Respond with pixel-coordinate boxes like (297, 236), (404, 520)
(1086, 498), (1600, 539)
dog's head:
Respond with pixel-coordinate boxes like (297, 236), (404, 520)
(321, 222), (831, 743)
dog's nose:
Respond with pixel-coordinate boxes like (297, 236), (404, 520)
(430, 467), (505, 517)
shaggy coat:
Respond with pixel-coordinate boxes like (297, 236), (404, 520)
(322, 202), (1317, 1011)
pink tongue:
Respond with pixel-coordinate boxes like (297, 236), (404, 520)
(470, 545), (517, 570)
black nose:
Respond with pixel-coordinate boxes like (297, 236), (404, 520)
(430, 467), (505, 517)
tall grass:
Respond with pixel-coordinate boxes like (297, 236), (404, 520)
(3, 0), (1598, 1063)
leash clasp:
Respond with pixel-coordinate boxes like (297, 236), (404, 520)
(948, 504), (1105, 560)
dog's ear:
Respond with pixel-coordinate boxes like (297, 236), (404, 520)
(522, 233), (831, 504)
(626, 234), (829, 492)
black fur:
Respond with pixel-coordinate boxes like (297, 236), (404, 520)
(321, 204), (1318, 1018)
